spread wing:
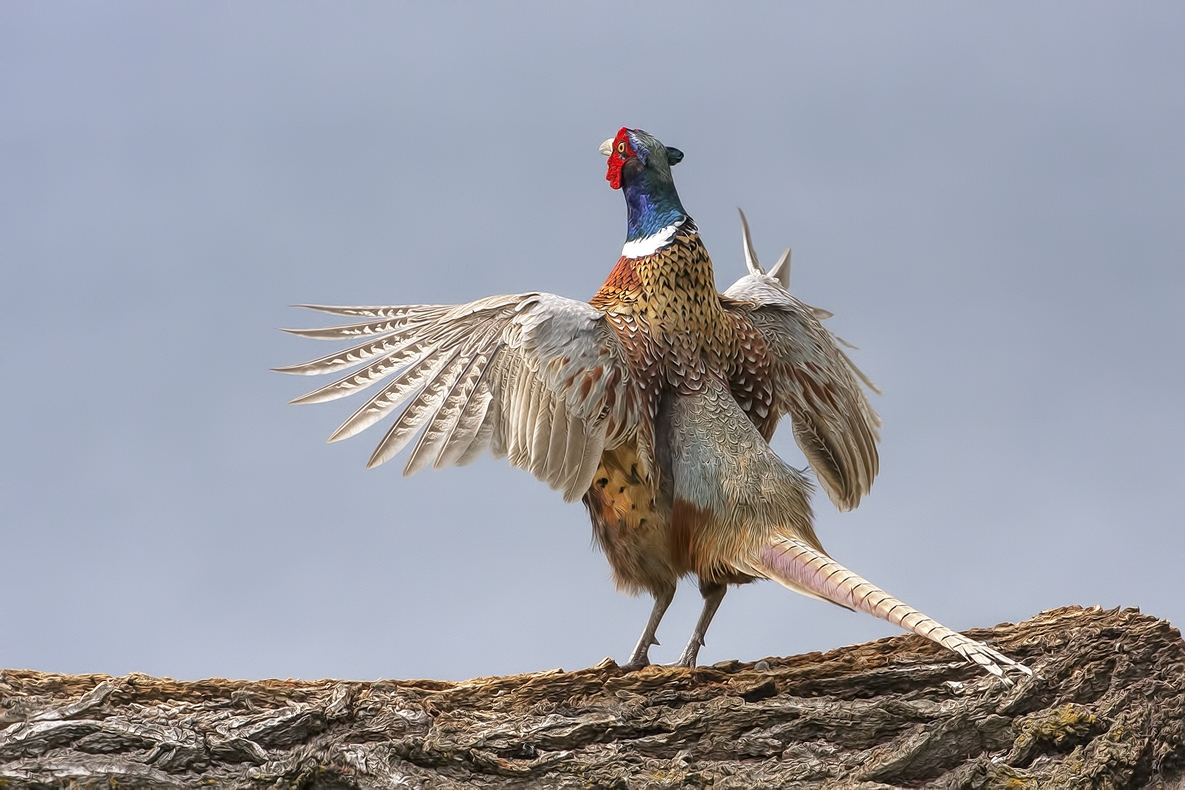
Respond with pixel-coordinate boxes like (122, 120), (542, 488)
(723, 271), (881, 512)
(275, 293), (639, 503)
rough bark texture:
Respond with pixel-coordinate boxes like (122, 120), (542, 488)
(2, 606), (1183, 789)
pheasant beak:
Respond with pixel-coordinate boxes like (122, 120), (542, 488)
(599, 138), (613, 156)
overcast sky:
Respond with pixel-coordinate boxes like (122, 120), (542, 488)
(2, 3), (1182, 683)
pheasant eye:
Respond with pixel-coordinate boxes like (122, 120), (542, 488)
(617, 141), (627, 155)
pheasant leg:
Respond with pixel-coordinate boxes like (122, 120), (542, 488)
(673, 581), (727, 668)
(621, 585), (675, 671)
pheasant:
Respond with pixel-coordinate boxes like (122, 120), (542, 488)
(277, 128), (1030, 682)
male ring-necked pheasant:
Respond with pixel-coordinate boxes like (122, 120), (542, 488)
(278, 128), (1030, 682)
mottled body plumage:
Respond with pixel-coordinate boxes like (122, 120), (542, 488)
(277, 128), (1030, 682)
(584, 229), (779, 598)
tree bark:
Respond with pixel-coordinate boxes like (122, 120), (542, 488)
(2, 605), (1183, 789)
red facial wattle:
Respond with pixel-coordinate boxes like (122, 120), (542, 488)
(605, 128), (633, 190)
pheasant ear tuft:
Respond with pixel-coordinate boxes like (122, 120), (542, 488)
(666, 147), (684, 166)
(738, 208), (763, 276)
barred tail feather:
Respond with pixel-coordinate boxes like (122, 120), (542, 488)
(755, 536), (1032, 683)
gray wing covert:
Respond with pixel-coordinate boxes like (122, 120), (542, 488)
(723, 273), (881, 511)
(276, 293), (638, 503)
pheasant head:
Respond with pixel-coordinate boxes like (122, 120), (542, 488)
(601, 128), (688, 251)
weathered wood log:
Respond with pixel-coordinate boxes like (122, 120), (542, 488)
(2, 605), (1183, 789)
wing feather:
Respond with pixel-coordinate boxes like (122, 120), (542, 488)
(290, 304), (451, 319)
(438, 347), (504, 469)
(404, 351), (487, 476)
(368, 346), (468, 469)
(723, 273), (881, 511)
(281, 306), (452, 339)
(560, 412), (590, 494)
(530, 387), (557, 477)
(328, 343), (452, 444)
(543, 397), (571, 484)
(273, 330), (432, 377)
(279, 292), (637, 501)
(285, 340), (432, 404)
(435, 383), (495, 469)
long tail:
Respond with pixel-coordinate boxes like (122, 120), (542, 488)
(664, 377), (1031, 683)
(754, 535), (1032, 683)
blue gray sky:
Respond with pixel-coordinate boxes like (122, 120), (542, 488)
(2, 3), (1182, 682)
